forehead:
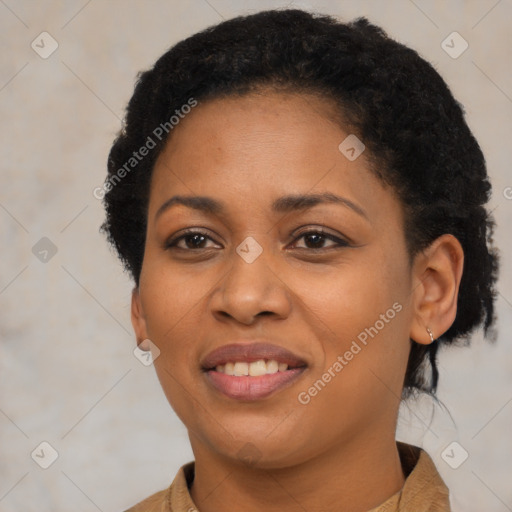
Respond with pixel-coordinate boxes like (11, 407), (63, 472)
(148, 91), (399, 224)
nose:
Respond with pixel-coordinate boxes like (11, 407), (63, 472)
(209, 247), (292, 325)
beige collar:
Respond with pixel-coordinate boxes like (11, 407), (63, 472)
(126, 442), (450, 512)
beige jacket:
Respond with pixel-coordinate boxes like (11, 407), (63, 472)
(125, 442), (450, 512)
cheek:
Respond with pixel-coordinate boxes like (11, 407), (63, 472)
(286, 252), (408, 342)
(139, 267), (216, 392)
(140, 257), (213, 335)
(140, 269), (211, 425)
(290, 248), (411, 404)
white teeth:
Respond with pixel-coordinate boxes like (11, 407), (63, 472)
(249, 359), (267, 376)
(233, 362), (249, 376)
(214, 359), (290, 376)
(266, 359), (279, 374)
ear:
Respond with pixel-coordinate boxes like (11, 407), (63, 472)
(410, 234), (464, 345)
(131, 287), (151, 351)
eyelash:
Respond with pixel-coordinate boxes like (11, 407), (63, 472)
(165, 228), (350, 252)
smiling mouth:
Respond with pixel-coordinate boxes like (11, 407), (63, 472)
(210, 359), (295, 376)
(201, 342), (308, 400)
(203, 358), (307, 400)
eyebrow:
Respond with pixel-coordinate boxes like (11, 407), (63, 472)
(155, 192), (368, 221)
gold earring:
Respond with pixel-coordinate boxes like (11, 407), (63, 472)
(426, 327), (434, 343)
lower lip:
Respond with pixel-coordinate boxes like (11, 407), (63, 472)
(205, 368), (306, 401)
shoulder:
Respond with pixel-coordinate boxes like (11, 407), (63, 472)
(123, 489), (169, 512)
(397, 442), (451, 511)
(123, 461), (196, 512)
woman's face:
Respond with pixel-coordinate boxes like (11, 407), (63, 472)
(134, 91), (416, 468)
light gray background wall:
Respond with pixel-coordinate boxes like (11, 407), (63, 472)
(0, 1), (511, 511)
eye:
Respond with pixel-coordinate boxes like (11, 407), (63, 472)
(165, 228), (350, 252)
(290, 229), (350, 250)
(166, 229), (221, 250)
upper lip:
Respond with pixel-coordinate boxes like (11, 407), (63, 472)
(201, 342), (308, 370)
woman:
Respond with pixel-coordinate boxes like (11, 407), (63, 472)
(101, 9), (498, 512)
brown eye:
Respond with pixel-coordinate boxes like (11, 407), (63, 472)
(302, 232), (328, 249)
(291, 229), (349, 250)
(166, 230), (220, 250)
(180, 233), (208, 249)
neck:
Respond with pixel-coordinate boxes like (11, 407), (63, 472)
(189, 434), (405, 512)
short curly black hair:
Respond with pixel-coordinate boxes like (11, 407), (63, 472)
(101, 8), (498, 397)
